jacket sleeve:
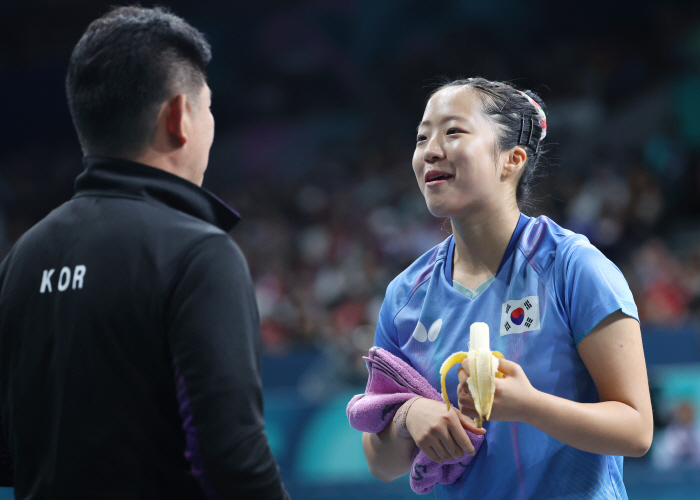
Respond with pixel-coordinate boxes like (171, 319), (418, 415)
(165, 233), (289, 500)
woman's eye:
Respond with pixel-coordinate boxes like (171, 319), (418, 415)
(446, 128), (460, 135)
(416, 135), (427, 143)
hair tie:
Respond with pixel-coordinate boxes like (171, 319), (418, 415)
(517, 91), (547, 142)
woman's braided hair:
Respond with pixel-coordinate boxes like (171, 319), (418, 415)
(430, 78), (548, 212)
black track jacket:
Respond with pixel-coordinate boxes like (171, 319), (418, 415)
(0, 156), (289, 499)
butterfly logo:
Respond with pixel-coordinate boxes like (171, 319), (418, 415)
(412, 319), (443, 342)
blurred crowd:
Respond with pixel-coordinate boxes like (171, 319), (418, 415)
(2, 1), (700, 365)
(652, 400), (700, 469)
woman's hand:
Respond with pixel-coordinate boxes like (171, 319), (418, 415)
(405, 397), (486, 463)
(457, 313), (653, 457)
(457, 357), (538, 423)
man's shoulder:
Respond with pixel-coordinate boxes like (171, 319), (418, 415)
(79, 191), (228, 232)
(4, 195), (236, 277)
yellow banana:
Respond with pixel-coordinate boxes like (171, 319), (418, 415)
(439, 322), (504, 427)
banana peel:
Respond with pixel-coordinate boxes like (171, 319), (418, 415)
(439, 322), (504, 427)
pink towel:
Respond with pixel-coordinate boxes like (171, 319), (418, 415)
(347, 347), (484, 494)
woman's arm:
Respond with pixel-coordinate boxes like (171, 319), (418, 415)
(363, 398), (485, 482)
(362, 424), (415, 482)
(458, 311), (653, 457)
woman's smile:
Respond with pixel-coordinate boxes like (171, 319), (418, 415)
(424, 169), (455, 186)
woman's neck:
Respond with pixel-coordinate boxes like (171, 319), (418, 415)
(450, 206), (521, 290)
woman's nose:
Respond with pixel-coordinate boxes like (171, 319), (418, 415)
(424, 137), (445, 163)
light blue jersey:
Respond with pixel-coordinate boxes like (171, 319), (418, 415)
(374, 214), (638, 500)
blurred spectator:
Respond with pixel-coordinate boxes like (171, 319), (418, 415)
(652, 401), (700, 469)
(631, 240), (691, 324)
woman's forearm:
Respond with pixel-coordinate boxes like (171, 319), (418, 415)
(362, 425), (416, 482)
(523, 390), (653, 457)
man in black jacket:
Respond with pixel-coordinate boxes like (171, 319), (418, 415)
(0, 6), (289, 499)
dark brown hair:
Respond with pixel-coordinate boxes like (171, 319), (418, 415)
(430, 78), (547, 212)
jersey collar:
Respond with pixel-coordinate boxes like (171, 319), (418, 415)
(74, 156), (241, 232)
(444, 213), (530, 285)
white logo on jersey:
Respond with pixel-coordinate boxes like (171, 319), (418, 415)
(412, 321), (427, 342)
(412, 319), (443, 342)
(500, 296), (540, 336)
(428, 319), (442, 342)
(40, 265), (86, 293)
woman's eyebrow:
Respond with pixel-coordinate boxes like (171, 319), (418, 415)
(417, 115), (467, 131)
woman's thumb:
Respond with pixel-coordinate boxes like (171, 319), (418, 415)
(496, 357), (518, 376)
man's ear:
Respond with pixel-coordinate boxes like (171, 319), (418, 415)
(165, 94), (188, 147)
(502, 146), (527, 179)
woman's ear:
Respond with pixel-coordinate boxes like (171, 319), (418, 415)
(502, 146), (527, 179)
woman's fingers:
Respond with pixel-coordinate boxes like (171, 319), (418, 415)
(447, 429), (473, 457)
(443, 412), (472, 458)
(457, 382), (479, 420)
(460, 359), (470, 377)
(441, 434), (466, 460)
(406, 398), (482, 462)
(427, 445), (451, 463)
(424, 412), (467, 460)
(457, 367), (475, 414)
(458, 388), (474, 406)
(421, 445), (440, 463)
(460, 357), (535, 424)
(420, 433), (458, 462)
(458, 366), (468, 384)
(448, 412), (479, 454)
(435, 411), (480, 459)
(455, 409), (486, 436)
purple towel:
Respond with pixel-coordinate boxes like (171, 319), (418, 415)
(347, 347), (484, 494)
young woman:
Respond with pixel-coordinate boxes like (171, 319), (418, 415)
(362, 78), (653, 499)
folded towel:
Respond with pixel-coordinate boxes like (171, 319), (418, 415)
(347, 347), (484, 494)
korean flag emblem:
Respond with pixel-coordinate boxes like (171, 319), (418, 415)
(500, 296), (540, 336)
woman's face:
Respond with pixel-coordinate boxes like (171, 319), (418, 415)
(413, 86), (506, 218)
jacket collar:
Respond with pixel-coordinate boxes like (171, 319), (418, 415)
(74, 156), (240, 232)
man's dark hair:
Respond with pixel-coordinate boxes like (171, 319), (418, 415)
(66, 6), (211, 157)
(430, 78), (548, 213)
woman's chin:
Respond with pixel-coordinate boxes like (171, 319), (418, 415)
(426, 203), (455, 218)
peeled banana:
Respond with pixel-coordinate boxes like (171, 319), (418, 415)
(439, 322), (504, 427)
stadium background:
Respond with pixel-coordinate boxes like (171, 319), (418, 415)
(2, 0), (700, 498)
